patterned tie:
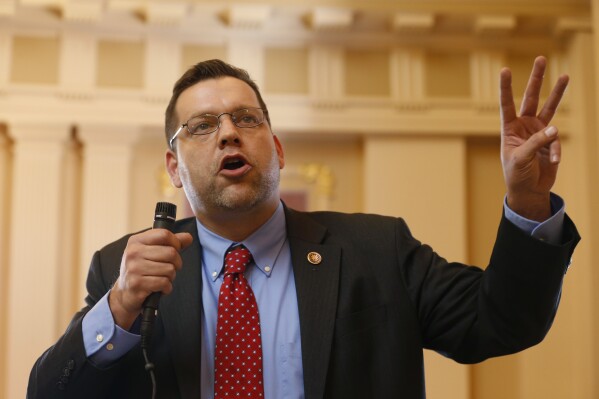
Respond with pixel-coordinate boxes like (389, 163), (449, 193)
(214, 245), (264, 398)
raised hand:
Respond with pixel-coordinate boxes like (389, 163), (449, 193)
(500, 56), (569, 221)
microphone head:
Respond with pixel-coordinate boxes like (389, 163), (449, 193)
(154, 202), (177, 222)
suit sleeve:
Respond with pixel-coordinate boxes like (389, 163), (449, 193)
(27, 239), (139, 398)
(399, 212), (580, 364)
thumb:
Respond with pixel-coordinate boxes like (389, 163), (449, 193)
(175, 232), (194, 250)
(515, 126), (558, 163)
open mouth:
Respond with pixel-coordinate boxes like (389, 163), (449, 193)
(219, 154), (251, 176)
(222, 158), (246, 170)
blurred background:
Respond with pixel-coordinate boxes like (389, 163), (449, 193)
(0, 0), (598, 398)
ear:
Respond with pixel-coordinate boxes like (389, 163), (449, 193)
(273, 134), (285, 170)
(165, 149), (183, 188)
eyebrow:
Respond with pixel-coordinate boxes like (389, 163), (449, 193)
(187, 105), (260, 120)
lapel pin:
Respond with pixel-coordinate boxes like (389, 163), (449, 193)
(307, 251), (322, 265)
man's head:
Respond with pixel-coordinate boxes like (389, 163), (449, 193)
(165, 59), (271, 148)
(165, 60), (285, 236)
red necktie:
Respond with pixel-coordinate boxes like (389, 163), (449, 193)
(214, 245), (264, 398)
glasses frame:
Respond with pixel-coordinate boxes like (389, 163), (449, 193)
(169, 107), (268, 150)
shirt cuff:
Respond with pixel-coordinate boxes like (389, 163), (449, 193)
(503, 193), (565, 245)
(82, 291), (140, 367)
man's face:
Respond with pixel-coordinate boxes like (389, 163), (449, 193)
(166, 77), (285, 217)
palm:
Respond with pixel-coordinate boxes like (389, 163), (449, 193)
(502, 116), (554, 193)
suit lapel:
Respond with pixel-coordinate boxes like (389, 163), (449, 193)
(285, 207), (340, 399)
(159, 218), (202, 399)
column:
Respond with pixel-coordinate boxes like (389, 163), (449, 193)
(364, 135), (470, 399)
(78, 124), (140, 300)
(57, 136), (83, 329)
(59, 28), (96, 97)
(0, 28), (11, 89)
(390, 48), (425, 105)
(5, 123), (71, 399)
(0, 126), (12, 399)
(470, 51), (504, 109)
(227, 41), (265, 90)
(144, 35), (181, 100)
(309, 45), (345, 106)
(225, 4), (269, 90)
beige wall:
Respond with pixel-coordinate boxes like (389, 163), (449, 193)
(0, 1), (597, 398)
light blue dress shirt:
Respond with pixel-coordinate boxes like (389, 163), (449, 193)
(197, 203), (303, 399)
(82, 196), (566, 398)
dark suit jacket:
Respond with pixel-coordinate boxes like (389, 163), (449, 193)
(28, 207), (580, 399)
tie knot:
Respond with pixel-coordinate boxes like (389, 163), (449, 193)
(224, 245), (253, 275)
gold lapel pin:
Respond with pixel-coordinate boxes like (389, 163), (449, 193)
(307, 251), (322, 265)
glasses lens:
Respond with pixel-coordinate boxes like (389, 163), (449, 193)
(232, 108), (264, 128)
(187, 115), (219, 135)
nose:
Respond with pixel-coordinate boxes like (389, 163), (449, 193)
(217, 114), (241, 148)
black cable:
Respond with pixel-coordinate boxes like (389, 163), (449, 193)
(143, 347), (157, 399)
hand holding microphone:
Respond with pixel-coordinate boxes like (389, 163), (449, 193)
(108, 203), (193, 332)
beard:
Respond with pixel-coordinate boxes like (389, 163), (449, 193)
(209, 163), (280, 212)
(185, 148), (281, 214)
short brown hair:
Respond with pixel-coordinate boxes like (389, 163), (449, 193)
(164, 59), (270, 148)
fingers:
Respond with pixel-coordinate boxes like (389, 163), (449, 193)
(124, 270), (178, 297)
(136, 228), (186, 250)
(537, 74), (569, 125)
(501, 56), (568, 129)
(128, 255), (180, 279)
(113, 229), (194, 315)
(519, 56), (547, 117)
(548, 131), (561, 164)
(176, 232), (194, 250)
(110, 269), (178, 329)
(128, 243), (182, 269)
(515, 125), (561, 164)
(499, 67), (517, 124)
(126, 229), (193, 274)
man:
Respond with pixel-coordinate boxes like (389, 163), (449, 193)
(28, 57), (579, 399)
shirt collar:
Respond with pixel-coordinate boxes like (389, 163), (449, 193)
(196, 202), (287, 282)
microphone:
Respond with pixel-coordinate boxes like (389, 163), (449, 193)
(140, 202), (177, 350)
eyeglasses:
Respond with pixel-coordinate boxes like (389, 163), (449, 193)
(169, 107), (268, 150)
